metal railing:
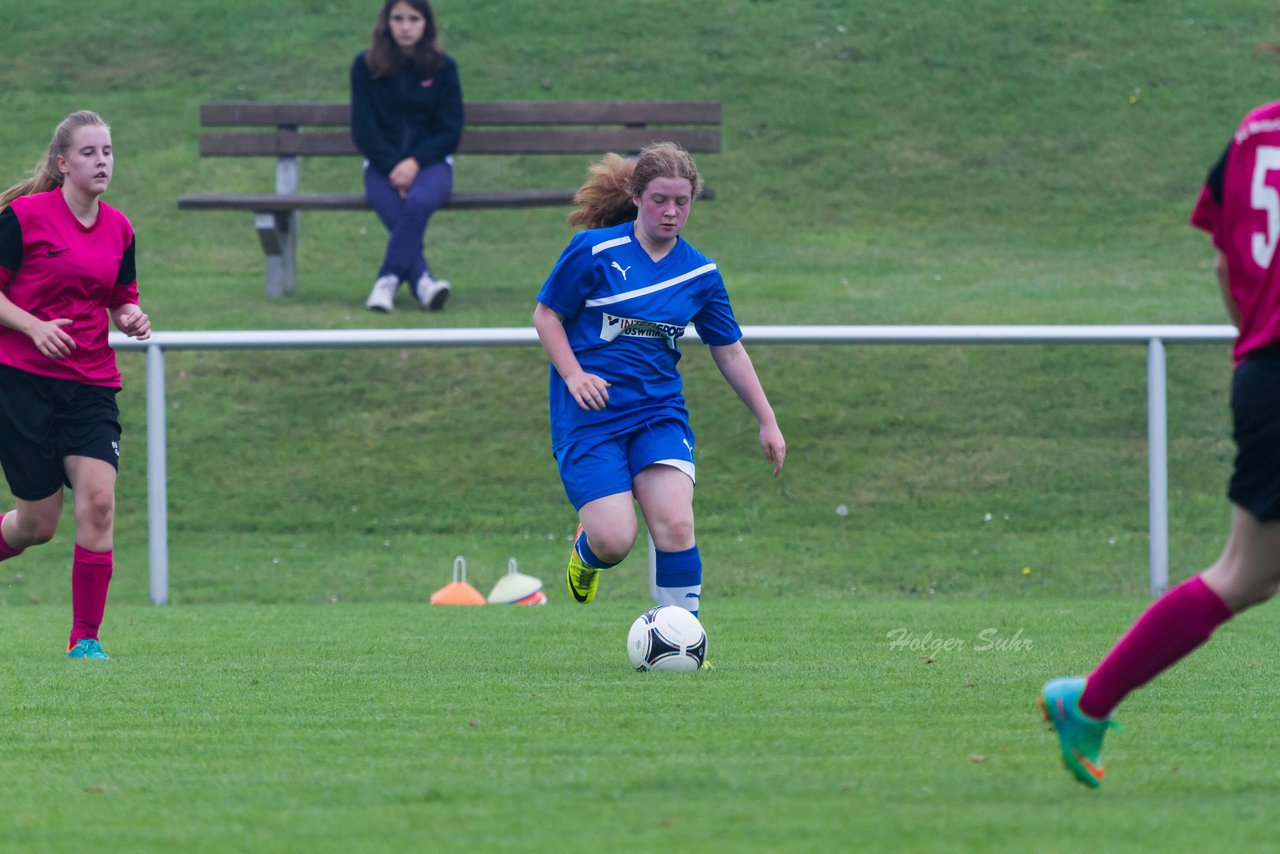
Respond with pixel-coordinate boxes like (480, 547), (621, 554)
(111, 324), (1238, 604)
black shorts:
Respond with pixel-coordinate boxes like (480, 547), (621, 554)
(1229, 345), (1280, 521)
(0, 365), (121, 501)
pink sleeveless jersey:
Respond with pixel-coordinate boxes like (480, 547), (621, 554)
(0, 189), (140, 387)
(1191, 100), (1280, 365)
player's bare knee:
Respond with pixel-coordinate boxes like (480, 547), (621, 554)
(1227, 570), (1280, 611)
(24, 518), (59, 546)
(596, 536), (635, 564)
(76, 492), (115, 534)
(648, 516), (694, 550)
(584, 524), (634, 562)
(1252, 564), (1280, 605)
(10, 509), (60, 545)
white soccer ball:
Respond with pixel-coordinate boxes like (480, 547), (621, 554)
(627, 605), (707, 672)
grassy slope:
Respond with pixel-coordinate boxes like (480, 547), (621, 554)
(0, 0), (1276, 607)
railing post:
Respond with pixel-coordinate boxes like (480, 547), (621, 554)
(146, 343), (170, 605)
(1147, 338), (1169, 596)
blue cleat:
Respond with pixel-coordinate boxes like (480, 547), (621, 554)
(66, 638), (111, 660)
(1038, 677), (1117, 788)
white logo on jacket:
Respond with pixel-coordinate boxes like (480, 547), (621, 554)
(610, 261), (631, 281)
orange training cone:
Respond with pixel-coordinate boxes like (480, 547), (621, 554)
(430, 556), (486, 605)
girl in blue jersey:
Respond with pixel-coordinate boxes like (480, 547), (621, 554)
(534, 142), (786, 611)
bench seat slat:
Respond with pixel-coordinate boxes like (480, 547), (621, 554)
(178, 189), (581, 212)
(179, 183), (716, 212)
(199, 127), (720, 157)
(200, 101), (721, 127)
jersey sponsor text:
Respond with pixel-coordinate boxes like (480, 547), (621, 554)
(599, 313), (688, 345)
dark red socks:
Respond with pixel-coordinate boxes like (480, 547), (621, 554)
(70, 545), (114, 646)
(1079, 575), (1233, 719)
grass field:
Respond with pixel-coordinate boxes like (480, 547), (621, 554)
(0, 0), (1268, 591)
(3, 0), (1280, 850)
(5, 598), (1280, 853)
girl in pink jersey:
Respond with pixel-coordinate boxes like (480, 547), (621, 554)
(1039, 100), (1280, 788)
(0, 110), (151, 660)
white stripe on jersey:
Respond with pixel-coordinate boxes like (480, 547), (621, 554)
(584, 263), (718, 308)
(590, 236), (632, 255)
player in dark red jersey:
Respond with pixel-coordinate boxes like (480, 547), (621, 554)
(0, 110), (151, 660)
(1039, 101), (1280, 787)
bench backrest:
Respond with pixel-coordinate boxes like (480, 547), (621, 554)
(198, 101), (721, 158)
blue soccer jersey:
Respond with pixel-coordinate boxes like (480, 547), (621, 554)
(537, 221), (743, 450)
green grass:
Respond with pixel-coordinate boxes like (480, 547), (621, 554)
(0, 0), (1259, 601)
(1, 0), (1279, 849)
(0, 0), (1261, 600)
(4, 598), (1279, 853)
(2, 0), (1274, 328)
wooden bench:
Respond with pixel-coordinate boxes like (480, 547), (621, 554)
(178, 101), (722, 298)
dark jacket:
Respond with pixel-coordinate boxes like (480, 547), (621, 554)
(350, 51), (464, 176)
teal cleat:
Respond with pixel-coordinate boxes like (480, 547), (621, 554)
(1038, 677), (1117, 788)
(66, 638), (111, 660)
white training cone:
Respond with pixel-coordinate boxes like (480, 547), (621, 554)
(487, 558), (545, 605)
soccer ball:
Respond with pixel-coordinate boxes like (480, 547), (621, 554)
(627, 605), (707, 672)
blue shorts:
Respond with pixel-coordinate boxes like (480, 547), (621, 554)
(554, 418), (696, 510)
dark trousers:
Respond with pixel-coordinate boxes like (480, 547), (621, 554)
(363, 159), (453, 293)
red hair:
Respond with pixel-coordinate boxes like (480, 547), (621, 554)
(567, 142), (703, 230)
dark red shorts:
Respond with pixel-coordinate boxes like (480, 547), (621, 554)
(1229, 346), (1280, 521)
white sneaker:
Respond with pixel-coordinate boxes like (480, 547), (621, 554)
(416, 273), (451, 311)
(365, 275), (399, 312)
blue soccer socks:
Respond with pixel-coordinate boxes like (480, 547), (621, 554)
(655, 545), (702, 616)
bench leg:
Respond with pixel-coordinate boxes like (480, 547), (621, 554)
(254, 211), (297, 299)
